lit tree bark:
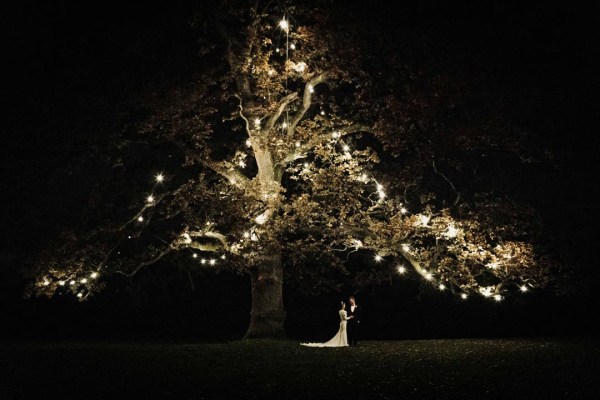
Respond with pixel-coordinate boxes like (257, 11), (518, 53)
(245, 251), (286, 338)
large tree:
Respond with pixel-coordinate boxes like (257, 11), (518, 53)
(27, 1), (557, 338)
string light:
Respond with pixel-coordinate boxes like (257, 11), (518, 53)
(419, 215), (430, 225)
(209, 259), (216, 265)
(246, 139), (252, 147)
(77, 293), (83, 298)
(460, 293), (468, 300)
(243, 231), (250, 239)
(290, 43), (296, 50)
(42, 280), (50, 286)
(70, 280), (76, 286)
(425, 272), (433, 281)
(494, 294), (502, 302)
(439, 284), (446, 291)
(182, 233), (192, 244)
(400, 207), (408, 214)
(374, 255), (382, 262)
(342, 145), (350, 152)
(155, 173), (164, 183)
(332, 131), (340, 139)
(91, 272), (98, 279)
(320, 110), (325, 116)
(401, 244), (410, 252)
(445, 225), (458, 238)
(282, 122), (288, 128)
(279, 19), (289, 32)
(58, 281), (65, 286)
(295, 141), (301, 148)
(238, 160), (246, 168)
(397, 265), (406, 274)
(146, 195), (154, 203)
(201, 259), (207, 264)
(192, 253), (198, 258)
(254, 118), (261, 127)
(221, 254), (226, 260)
(80, 278), (87, 284)
(520, 285), (528, 292)
(308, 85), (314, 93)
(255, 213), (268, 225)
(137, 216), (144, 222)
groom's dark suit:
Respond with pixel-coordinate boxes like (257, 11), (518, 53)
(347, 304), (361, 346)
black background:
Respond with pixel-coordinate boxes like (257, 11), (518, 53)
(1, 1), (598, 341)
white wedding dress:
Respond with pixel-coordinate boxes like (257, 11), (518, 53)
(301, 309), (349, 347)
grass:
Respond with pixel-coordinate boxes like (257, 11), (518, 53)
(1, 338), (599, 399)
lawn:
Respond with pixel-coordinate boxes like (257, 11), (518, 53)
(1, 338), (598, 399)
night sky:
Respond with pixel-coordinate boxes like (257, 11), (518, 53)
(1, 1), (598, 340)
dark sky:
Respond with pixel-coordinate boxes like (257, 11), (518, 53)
(0, 1), (598, 338)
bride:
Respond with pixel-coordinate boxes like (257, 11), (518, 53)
(301, 301), (354, 347)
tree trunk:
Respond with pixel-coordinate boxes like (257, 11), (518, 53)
(244, 252), (286, 339)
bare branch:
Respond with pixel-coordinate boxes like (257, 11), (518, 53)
(432, 159), (461, 205)
(202, 158), (250, 189)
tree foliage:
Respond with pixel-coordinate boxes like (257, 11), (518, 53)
(27, 0), (559, 305)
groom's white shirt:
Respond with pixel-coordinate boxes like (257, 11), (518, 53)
(351, 305), (356, 312)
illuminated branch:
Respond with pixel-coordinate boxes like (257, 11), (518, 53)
(265, 92), (298, 131)
(279, 124), (371, 166)
(234, 95), (253, 137)
(287, 73), (330, 137)
(202, 158), (250, 188)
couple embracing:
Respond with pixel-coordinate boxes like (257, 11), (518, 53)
(301, 296), (361, 347)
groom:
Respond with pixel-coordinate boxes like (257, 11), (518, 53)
(347, 296), (361, 346)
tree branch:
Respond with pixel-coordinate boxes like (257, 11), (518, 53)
(287, 73), (330, 137)
(265, 92), (298, 131)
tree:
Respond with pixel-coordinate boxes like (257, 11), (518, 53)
(27, 1), (558, 338)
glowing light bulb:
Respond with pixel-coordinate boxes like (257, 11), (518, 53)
(439, 284), (446, 291)
(209, 259), (216, 265)
(155, 173), (164, 183)
(246, 139), (252, 147)
(342, 145), (350, 152)
(425, 272), (433, 281)
(91, 272), (98, 279)
(320, 110), (325, 116)
(42, 280), (50, 286)
(137, 216), (144, 222)
(77, 293), (83, 298)
(494, 294), (502, 302)
(254, 118), (261, 127)
(279, 19), (289, 32)
(303, 163), (309, 168)
(374, 255), (383, 262)
(520, 285), (528, 292)
(268, 69), (274, 76)
(255, 213), (268, 225)
(275, 48), (280, 53)
(182, 233), (192, 244)
(290, 43), (296, 50)
(201, 259), (207, 264)
(397, 266), (406, 274)
(295, 141), (301, 148)
(243, 231), (250, 239)
(446, 225), (458, 238)
(461, 293), (468, 300)
(401, 244), (410, 252)
(221, 254), (226, 260)
(238, 160), (246, 168)
(192, 253), (198, 258)
(308, 85), (314, 93)
(419, 215), (430, 225)
(58, 281), (65, 286)
(229, 178), (237, 184)
(146, 195), (154, 203)
(70, 280), (76, 286)
(282, 122), (288, 128)
(80, 278), (87, 284)
(400, 207), (408, 214)
(332, 131), (340, 139)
